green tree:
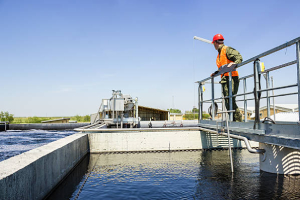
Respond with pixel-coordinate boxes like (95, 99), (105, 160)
(0, 111), (4, 121)
(0, 111), (14, 123)
(75, 115), (82, 122)
(168, 108), (181, 113)
(83, 115), (90, 122)
(192, 107), (199, 113)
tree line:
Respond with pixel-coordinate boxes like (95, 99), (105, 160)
(1, 111), (91, 124)
(0, 111), (14, 123)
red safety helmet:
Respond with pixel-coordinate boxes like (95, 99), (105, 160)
(212, 34), (224, 43)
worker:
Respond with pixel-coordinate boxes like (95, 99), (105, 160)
(210, 34), (243, 122)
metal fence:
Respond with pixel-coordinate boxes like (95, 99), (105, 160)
(197, 36), (300, 123)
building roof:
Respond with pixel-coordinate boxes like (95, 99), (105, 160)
(241, 104), (298, 113)
(139, 105), (169, 112)
(270, 112), (298, 122)
(260, 104), (298, 112)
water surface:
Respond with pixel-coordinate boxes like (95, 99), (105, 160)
(48, 150), (300, 200)
(0, 130), (75, 162)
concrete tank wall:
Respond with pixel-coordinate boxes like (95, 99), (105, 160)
(260, 143), (300, 174)
(88, 130), (259, 153)
(0, 133), (89, 200)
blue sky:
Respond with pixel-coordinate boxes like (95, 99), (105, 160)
(1, 0), (300, 117)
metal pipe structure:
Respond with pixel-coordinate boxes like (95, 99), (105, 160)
(197, 126), (265, 154)
(193, 36), (212, 44)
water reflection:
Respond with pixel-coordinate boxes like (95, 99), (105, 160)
(53, 150), (300, 199)
(46, 155), (90, 200)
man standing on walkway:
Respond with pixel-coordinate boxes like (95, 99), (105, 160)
(210, 34), (243, 122)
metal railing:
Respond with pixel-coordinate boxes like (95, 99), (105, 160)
(197, 36), (300, 123)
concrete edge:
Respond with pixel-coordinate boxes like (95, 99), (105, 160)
(0, 133), (89, 200)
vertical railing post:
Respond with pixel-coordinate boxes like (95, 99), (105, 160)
(198, 83), (203, 122)
(211, 78), (215, 120)
(266, 71), (271, 119)
(296, 41), (300, 121)
(221, 84), (226, 121)
(243, 78), (247, 122)
(254, 59), (261, 129)
(228, 72), (233, 121)
(271, 76), (276, 121)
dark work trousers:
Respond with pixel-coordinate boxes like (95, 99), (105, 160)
(221, 76), (241, 121)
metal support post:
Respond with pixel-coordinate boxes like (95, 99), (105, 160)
(221, 85), (226, 121)
(211, 78), (215, 120)
(135, 97), (138, 119)
(226, 112), (234, 173)
(296, 41), (300, 121)
(254, 59), (261, 129)
(266, 71), (271, 119)
(243, 79), (247, 122)
(218, 110), (235, 173)
(198, 83), (203, 121)
(228, 72), (233, 121)
(271, 76), (276, 121)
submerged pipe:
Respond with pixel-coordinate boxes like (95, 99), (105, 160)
(197, 126), (265, 154)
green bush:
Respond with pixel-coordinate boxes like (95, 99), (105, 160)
(0, 111), (14, 123)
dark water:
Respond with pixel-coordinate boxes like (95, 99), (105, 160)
(0, 130), (75, 162)
(48, 150), (300, 200)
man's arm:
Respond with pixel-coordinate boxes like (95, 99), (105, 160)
(226, 47), (243, 64)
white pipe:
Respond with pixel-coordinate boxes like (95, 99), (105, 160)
(193, 36), (212, 44)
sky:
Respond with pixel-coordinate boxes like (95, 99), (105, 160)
(0, 0), (300, 117)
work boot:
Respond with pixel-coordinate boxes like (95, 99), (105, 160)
(234, 108), (243, 122)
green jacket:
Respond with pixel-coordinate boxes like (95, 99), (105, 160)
(218, 44), (243, 64)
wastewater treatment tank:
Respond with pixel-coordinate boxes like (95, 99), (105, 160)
(46, 150), (300, 200)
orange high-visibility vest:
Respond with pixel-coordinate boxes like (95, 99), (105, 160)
(216, 46), (239, 77)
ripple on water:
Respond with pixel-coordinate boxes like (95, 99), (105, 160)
(0, 130), (75, 162)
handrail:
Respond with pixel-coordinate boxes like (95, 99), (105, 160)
(197, 36), (300, 122)
(237, 37), (300, 67)
(197, 37), (300, 84)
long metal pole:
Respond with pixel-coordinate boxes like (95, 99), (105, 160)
(266, 71), (271, 119)
(243, 79), (247, 122)
(228, 72), (233, 121)
(296, 41), (300, 121)
(226, 113), (234, 173)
